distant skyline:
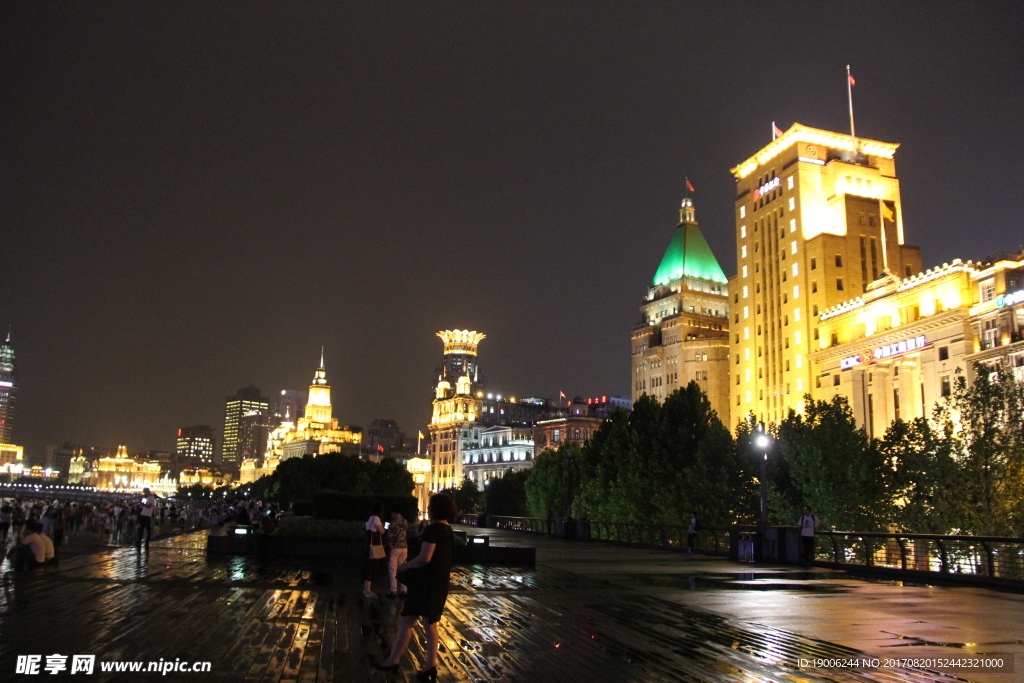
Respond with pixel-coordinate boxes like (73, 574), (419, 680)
(2, 2), (1022, 458)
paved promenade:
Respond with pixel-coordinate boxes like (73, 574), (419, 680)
(0, 527), (1020, 682)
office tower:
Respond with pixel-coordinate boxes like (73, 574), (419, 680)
(221, 386), (269, 464)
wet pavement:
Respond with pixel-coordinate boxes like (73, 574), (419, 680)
(0, 527), (1019, 682)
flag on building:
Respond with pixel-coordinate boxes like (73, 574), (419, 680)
(418, 430), (425, 439)
(685, 178), (695, 193)
(772, 121), (784, 139)
(377, 444), (385, 453)
(559, 391), (566, 399)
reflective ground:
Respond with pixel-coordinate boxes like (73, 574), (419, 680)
(0, 528), (1019, 682)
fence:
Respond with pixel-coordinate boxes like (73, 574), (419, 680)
(814, 530), (1024, 581)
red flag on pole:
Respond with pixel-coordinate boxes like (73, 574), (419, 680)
(685, 179), (695, 193)
(772, 122), (784, 139)
(849, 73), (856, 86)
(377, 444), (384, 453)
(559, 391), (566, 399)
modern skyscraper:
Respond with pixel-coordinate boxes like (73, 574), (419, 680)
(175, 425), (216, 464)
(729, 123), (922, 426)
(0, 328), (16, 445)
(221, 386), (269, 465)
(631, 198), (730, 420)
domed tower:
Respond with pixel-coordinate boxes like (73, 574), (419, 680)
(429, 330), (486, 491)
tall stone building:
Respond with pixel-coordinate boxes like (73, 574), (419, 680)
(428, 330), (486, 491)
(729, 123), (922, 426)
(631, 198), (730, 422)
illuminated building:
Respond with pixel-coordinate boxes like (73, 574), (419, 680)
(0, 328), (16, 445)
(810, 261), (976, 437)
(406, 457), (431, 515)
(238, 353), (362, 484)
(179, 467), (233, 489)
(428, 330), (487, 491)
(462, 425), (535, 486)
(90, 445), (162, 491)
(532, 395), (630, 454)
(272, 389), (306, 426)
(0, 443), (25, 476)
(221, 386), (269, 465)
(175, 425), (215, 464)
(631, 199), (730, 420)
(966, 250), (1024, 376)
(730, 123), (922, 425)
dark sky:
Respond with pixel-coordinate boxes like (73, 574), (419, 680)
(2, 2), (1022, 460)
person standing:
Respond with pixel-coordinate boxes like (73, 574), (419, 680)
(385, 509), (409, 597)
(0, 500), (12, 542)
(363, 503), (387, 599)
(137, 488), (154, 549)
(373, 494), (458, 683)
(797, 506), (821, 566)
(687, 512), (699, 554)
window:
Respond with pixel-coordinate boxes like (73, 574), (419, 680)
(796, 354), (803, 368)
(791, 241), (798, 255)
(745, 369), (751, 382)
(740, 206), (746, 219)
(744, 327), (750, 339)
(788, 197), (795, 211)
(835, 255), (843, 267)
(792, 263), (799, 277)
(905, 265), (912, 277)
(980, 279), (996, 303)
(941, 375), (952, 398)
(742, 265), (748, 278)
(811, 281), (817, 293)
(743, 306), (749, 319)
(744, 348), (750, 360)
(795, 330), (802, 344)
(983, 319), (999, 349)
(837, 278), (844, 291)
(811, 258), (817, 270)
(741, 225), (747, 238)
(741, 245), (748, 258)
(743, 285), (749, 298)
(833, 374), (841, 387)
(794, 308), (801, 321)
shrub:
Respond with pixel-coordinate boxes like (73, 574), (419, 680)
(292, 500), (314, 517)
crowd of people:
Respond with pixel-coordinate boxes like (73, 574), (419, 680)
(0, 491), (281, 570)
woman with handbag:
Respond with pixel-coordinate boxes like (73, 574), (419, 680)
(371, 493), (458, 683)
(362, 503), (387, 599)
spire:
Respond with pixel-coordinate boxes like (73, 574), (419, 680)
(4, 325), (9, 343)
(312, 348), (328, 386)
(320, 345), (325, 369)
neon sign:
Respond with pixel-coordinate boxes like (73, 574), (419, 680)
(751, 176), (780, 200)
(996, 290), (1024, 308)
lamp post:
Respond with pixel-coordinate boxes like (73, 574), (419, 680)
(755, 432), (772, 528)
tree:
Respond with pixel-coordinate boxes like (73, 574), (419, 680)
(442, 477), (484, 515)
(485, 469), (530, 516)
(524, 442), (580, 518)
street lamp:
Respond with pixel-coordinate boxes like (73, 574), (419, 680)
(756, 432), (772, 528)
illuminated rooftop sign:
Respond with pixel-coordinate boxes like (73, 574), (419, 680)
(750, 176), (780, 201)
(996, 290), (1024, 308)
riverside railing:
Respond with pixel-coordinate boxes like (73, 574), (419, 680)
(814, 530), (1024, 581)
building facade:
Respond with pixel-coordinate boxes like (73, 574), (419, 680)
(175, 425), (216, 465)
(428, 330), (487, 491)
(631, 199), (730, 420)
(88, 445), (162, 491)
(462, 425), (535, 486)
(221, 386), (269, 465)
(965, 250), (1024, 377)
(0, 329), (17, 446)
(730, 123), (922, 426)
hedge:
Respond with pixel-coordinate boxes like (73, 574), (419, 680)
(311, 490), (418, 523)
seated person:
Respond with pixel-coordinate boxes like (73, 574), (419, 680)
(16, 521), (52, 570)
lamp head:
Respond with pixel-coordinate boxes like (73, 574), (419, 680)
(755, 434), (771, 450)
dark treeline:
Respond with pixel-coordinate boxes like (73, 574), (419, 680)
(523, 366), (1024, 536)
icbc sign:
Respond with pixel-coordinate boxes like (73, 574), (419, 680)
(751, 176), (780, 201)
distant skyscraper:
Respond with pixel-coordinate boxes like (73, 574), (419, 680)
(221, 386), (269, 465)
(0, 328), (16, 445)
(176, 425), (216, 464)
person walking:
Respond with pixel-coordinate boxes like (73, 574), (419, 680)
(372, 493), (458, 683)
(687, 512), (699, 554)
(385, 509), (409, 597)
(137, 488), (154, 549)
(0, 500), (12, 542)
(362, 503), (387, 599)
(797, 506), (821, 567)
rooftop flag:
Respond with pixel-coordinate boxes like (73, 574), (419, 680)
(685, 178), (695, 193)
(772, 122), (783, 139)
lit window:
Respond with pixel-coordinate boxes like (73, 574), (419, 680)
(743, 285), (749, 298)
(794, 308), (801, 322)
(796, 354), (803, 368)
(741, 225), (747, 238)
(741, 245), (748, 258)
(744, 327), (750, 339)
(740, 206), (746, 219)
(796, 377), (804, 391)
(789, 197), (795, 211)
(745, 390), (752, 403)
(792, 262), (799, 276)
(744, 348), (751, 360)
(791, 241), (798, 255)
(787, 176), (794, 189)
(793, 285), (800, 299)
(742, 265), (748, 278)
(745, 369), (751, 381)
(790, 218), (796, 233)
(795, 330), (802, 344)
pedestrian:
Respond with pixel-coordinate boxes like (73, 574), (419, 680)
(0, 500), (12, 542)
(362, 503), (386, 599)
(385, 508), (409, 597)
(797, 506), (821, 566)
(52, 510), (66, 549)
(687, 512), (699, 554)
(372, 493), (458, 683)
(137, 488), (155, 549)
(15, 520), (53, 571)
(12, 503), (25, 540)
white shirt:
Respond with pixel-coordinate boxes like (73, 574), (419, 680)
(140, 497), (154, 517)
(798, 514), (821, 537)
(366, 516), (384, 533)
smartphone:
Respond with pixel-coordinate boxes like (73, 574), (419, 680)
(384, 522), (390, 529)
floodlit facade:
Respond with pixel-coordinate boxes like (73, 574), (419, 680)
(428, 330), (487, 491)
(89, 445), (162, 491)
(631, 199), (730, 421)
(461, 425), (535, 486)
(965, 250), (1024, 377)
(730, 123), (922, 426)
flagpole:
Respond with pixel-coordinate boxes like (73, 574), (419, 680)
(846, 65), (857, 145)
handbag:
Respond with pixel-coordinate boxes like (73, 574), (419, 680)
(369, 529), (385, 560)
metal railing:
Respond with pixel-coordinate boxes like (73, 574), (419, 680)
(587, 521), (731, 556)
(814, 531), (1024, 580)
(490, 516), (553, 534)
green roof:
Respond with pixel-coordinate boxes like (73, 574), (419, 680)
(652, 222), (727, 286)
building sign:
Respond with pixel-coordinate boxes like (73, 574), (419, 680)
(996, 290), (1024, 308)
(751, 176), (780, 200)
(873, 335), (927, 360)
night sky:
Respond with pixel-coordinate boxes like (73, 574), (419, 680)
(2, 2), (1022, 460)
